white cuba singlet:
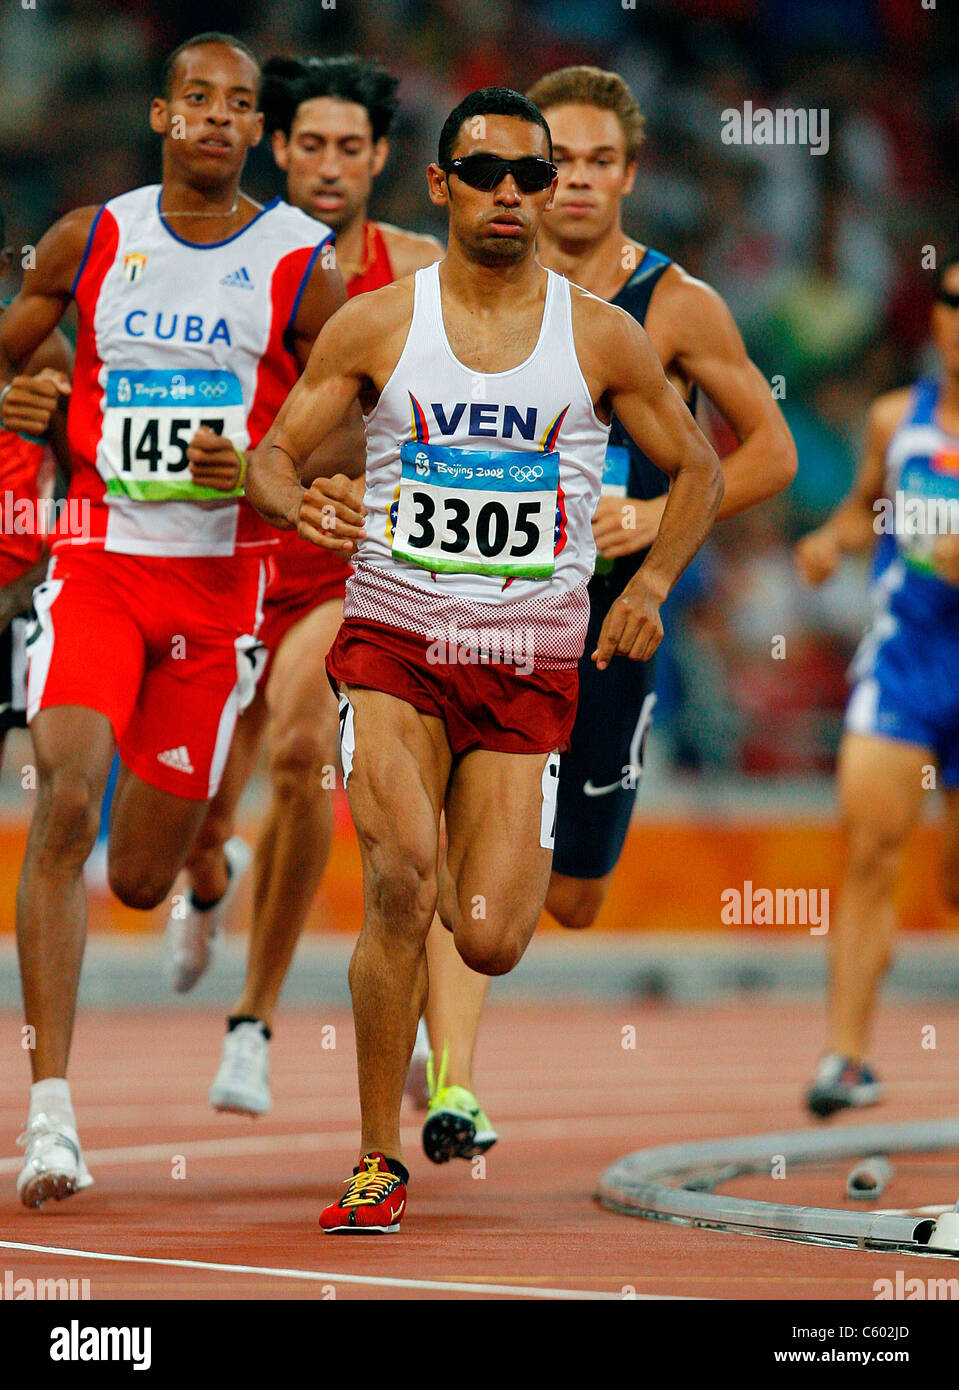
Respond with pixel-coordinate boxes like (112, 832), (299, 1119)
(65, 184), (332, 557)
(346, 263), (610, 667)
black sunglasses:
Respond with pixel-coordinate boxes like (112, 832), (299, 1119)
(936, 289), (959, 309)
(445, 153), (557, 194)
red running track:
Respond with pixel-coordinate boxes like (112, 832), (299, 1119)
(1, 1000), (958, 1300)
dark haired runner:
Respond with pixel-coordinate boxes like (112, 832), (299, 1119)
(245, 86), (723, 1231)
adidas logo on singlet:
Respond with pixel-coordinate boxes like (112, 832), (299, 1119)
(157, 746), (194, 775)
(219, 266), (254, 290)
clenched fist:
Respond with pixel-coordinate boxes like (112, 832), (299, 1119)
(297, 473), (367, 554)
(0, 368), (71, 436)
(187, 427), (244, 491)
(592, 493), (666, 558)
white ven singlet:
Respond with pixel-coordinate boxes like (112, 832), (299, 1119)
(346, 263), (610, 667)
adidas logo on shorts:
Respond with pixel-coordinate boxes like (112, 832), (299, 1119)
(219, 266), (254, 290)
(157, 746), (195, 775)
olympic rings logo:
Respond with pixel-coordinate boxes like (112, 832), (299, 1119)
(509, 464), (544, 483)
(199, 381), (228, 398)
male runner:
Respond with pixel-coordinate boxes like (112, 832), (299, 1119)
(321, 67), (798, 1163)
(0, 32), (358, 1207)
(795, 250), (959, 1117)
(246, 86), (723, 1231)
(163, 55), (443, 1119)
(0, 206), (74, 760)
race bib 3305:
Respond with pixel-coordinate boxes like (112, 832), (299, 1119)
(391, 441), (559, 579)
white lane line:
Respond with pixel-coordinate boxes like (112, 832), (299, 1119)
(0, 1082), (831, 1129)
(0, 1240), (685, 1300)
(0, 1099), (361, 1129)
(0, 1114), (654, 1176)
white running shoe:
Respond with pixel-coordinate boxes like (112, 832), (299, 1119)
(404, 1018), (431, 1111)
(209, 1021), (271, 1116)
(16, 1112), (94, 1208)
(164, 836), (251, 993)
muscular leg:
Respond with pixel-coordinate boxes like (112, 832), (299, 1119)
(424, 751), (560, 1089)
(186, 691), (269, 904)
(342, 686), (450, 1163)
(17, 706), (115, 1079)
(828, 732), (930, 1060)
(444, 748), (554, 976)
(107, 764), (213, 910)
(231, 599), (343, 1028)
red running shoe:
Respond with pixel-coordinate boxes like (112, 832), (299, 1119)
(319, 1152), (409, 1233)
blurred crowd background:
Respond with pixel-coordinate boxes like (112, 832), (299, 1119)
(2, 0), (957, 783)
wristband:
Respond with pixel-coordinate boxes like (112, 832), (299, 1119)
(235, 450), (247, 490)
(0, 382), (11, 430)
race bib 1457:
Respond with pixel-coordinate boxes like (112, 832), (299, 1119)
(100, 369), (247, 502)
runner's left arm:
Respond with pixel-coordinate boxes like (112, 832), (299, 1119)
(583, 298), (723, 668)
(668, 275), (796, 516)
(592, 277), (796, 559)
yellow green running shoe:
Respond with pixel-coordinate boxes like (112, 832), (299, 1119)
(422, 1047), (498, 1165)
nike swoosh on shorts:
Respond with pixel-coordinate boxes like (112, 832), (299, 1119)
(583, 776), (634, 797)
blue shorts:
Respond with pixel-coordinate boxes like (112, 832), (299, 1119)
(552, 579), (656, 880)
(845, 613), (959, 786)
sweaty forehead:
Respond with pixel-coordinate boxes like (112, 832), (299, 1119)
(172, 44), (259, 94)
(450, 113), (550, 161)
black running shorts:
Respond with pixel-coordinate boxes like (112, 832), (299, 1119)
(552, 578), (657, 880)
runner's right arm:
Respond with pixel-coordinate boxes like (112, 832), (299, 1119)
(0, 319), (76, 627)
(24, 327), (75, 481)
(794, 389), (906, 587)
(190, 237), (365, 492)
(279, 231), (443, 539)
(0, 208), (93, 435)
(246, 286), (402, 541)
